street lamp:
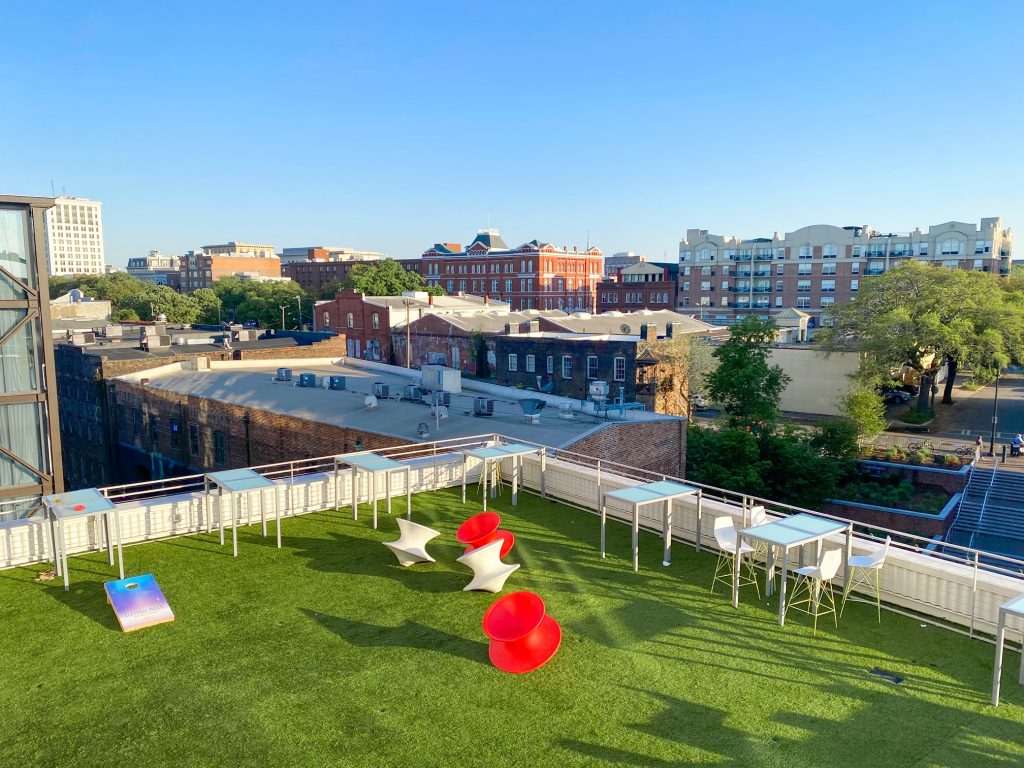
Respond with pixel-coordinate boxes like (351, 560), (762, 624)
(279, 305), (287, 331)
(988, 367), (1001, 457)
(293, 295), (302, 330)
(401, 298), (413, 368)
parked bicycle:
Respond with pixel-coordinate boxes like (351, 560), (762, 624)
(952, 444), (976, 457)
(906, 440), (934, 452)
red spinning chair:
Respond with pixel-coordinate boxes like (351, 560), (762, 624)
(457, 513), (515, 557)
(482, 591), (561, 674)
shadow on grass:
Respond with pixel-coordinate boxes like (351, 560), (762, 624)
(300, 608), (486, 664)
(43, 579), (120, 631)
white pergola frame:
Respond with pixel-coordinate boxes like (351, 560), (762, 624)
(461, 443), (546, 510)
(600, 480), (702, 572)
(343, 452), (413, 530)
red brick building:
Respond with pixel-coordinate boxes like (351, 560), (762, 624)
(284, 257), (422, 295)
(597, 262), (679, 313)
(421, 230), (603, 312)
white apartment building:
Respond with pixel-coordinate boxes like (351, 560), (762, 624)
(44, 196), (105, 275)
(678, 218), (1013, 325)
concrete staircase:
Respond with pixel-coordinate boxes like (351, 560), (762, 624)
(948, 464), (1024, 559)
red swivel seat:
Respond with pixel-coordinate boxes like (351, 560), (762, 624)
(482, 591), (561, 674)
(457, 512), (514, 558)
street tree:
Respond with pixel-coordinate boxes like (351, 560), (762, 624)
(840, 385), (888, 440)
(706, 316), (790, 428)
(819, 261), (1024, 407)
(192, 288), (222, 325)
(212, 277), (312, 329)
(344, 259), (444, 296)
(647, 333), (716, 418)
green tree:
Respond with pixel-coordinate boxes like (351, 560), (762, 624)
(820, 261), (1024, 407)
(192, 288), (222, 325)
(123, 285), (200, 324)
(344, 259), (443, 296)
(685, 425), (767, 496)
(758, 427), (842, 507)
(318, 279), (345, 300)
(214, 277), (311, 329)
(472, 332), (491, 378)
(811, 418), (861, 460)
(48, 275), (80, 299)
(706, 316), (790, 429)
(648, 334), (716, 418)
(841, 386), (888, 440)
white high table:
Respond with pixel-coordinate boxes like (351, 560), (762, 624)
(43, 488), (122, 592)
(737, 513), (851, 626)
(992, 592), (1024, 706)
(345, 452), (412, 530)
(205, 469), (279, 557)
(600, 481), (702, 572)
(461, 443), (545, 510)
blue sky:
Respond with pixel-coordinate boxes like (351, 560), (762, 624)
(3, 1), (1022, 264)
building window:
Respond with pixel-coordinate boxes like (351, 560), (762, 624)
(546, 355), (554, 374)
(822, 263), (836, 275)
(850, 279), (859, 291)
(821, 279), (836, 292)
(940, 238), (964, 256)
(797, 280), (811, 293)
(189, 423), (200, 455)
(561, 355), (572, 379)
(322, 311), (330, 327)
(346, 312), (354, 328)
(820, 296), (835, 308)
(799, 244), (812, 259)
(132, 408), (142, 438)
(775, 280), (783, 292)
(526, 354), (535, 373)
(170, 418), (181, 450)
(371, 313), (379, 330)
(587, 356), (598, 380)
(505, 279), (513, 293)
(798, 263), (812, 275)
(775, 296), (783, 307)
(822, 243), (837, 258)
(796, 297), (810, 309)
(700, 281), (711, 291)
(776, 264), (784, 275)
(613, 357), (625, 382)
(214, 430), (225, 464)
(851, 262), (860, 274)
(149, 416), (159, 447)
(508, 354), (518, 372)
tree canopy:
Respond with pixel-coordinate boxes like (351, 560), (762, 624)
(343, 259), (443, 296)
(706, 316), (790, 428)
(212, 276), (311, 329)
(819, 261), (1024, 404)
(49, 272), (201, 323)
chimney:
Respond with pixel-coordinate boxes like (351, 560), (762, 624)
(483, 295), (489, 305)
(505, 322), (517, 335)
(527, 320), (540, 333)
(666, 321), (682, 338)
(428, 294), (434, 305)
(642, 323), (658, 342)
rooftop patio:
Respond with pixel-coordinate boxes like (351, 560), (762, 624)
(2, 436), (1024, 765)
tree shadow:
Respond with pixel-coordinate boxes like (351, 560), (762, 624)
(299, 607), (486, 665)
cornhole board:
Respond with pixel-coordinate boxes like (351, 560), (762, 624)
(104, 574), (175, 632)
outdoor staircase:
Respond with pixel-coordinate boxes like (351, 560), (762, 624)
(947, 464), (1024, 560)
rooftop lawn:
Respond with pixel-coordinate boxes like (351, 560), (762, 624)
(2, 487), (1024, 767)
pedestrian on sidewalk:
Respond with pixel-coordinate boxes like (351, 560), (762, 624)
(1012, 434), (1023, 457)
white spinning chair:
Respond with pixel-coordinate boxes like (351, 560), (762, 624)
(383, 518), (441, 567)
(456, 539), (520, 593)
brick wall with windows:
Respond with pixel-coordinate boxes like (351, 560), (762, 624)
(565, 419), (686, 477)
(494, 336), (639, 400)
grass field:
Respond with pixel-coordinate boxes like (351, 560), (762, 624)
(2, 487), (1023, 767)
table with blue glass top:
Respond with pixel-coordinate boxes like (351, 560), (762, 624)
(345, 452), (412, 529)
(43, 488), (121, 592)
(600, 480), (702, 572)
(205, 468), (279, 556)
(461, 443), (544, 511)
(992, 592), (1024, 706)
(737, 512), (851, 626)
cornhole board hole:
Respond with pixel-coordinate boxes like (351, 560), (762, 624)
(104, 574), (175, 632)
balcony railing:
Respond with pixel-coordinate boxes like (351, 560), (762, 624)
(731, 254), (752, 262)
(753, 270), (772, 277)
(866, 269), (885, 275)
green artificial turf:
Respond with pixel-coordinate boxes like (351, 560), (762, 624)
(1, 487), (1023, 767)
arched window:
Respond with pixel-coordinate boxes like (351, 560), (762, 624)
(371, 313), (380, 330)
(822, 243), (837, 258)
(940, 238), (964, 256)
(346, 312), (354, 328)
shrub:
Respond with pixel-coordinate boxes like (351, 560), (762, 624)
(901, 407), (936, 425)
(885, 446), (906, 462)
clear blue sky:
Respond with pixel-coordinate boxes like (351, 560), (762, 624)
(3, 1), (1022, 265)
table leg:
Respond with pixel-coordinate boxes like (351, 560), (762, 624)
(406, 467), (412, 521)
(372, 471), (378, 530)
(779, 548), (790, 627)
(103, 512), (114, 566)
(49, 516), (60, 576)
(695, 491), (703, 553)
(993, 614), (1006, 706)
(765, 544), (776, 597)
(385, 471), (392, 518)
(219, 494), (225, 546)
(662, 500), (672, 567)
(352, 467), (358, 521)
(461, 456), (467, 504)
(512, 457), (519, 508)
(275, 488), (282, 550)
(261, 490), (267, 538)
(232, 495), (238, 558)
(632, 507), (639, 572)
(114, 509), (124, 580)
(61, 519), (69, 592)
(732, 534), (740, 609)
(482, 460), (488, 512)
(600, 498), (606, 558)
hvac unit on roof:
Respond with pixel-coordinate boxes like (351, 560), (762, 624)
(328, 375), (346, 391)
(473, 397), (494, 417)
(430, 390), (451, 407)
(372, 382), (390, 399)
(403, 384), (422, 401)
(275, 368), (293, 382)
(297, 373), (318, 388)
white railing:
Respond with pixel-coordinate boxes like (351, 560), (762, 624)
(3, 432), (1023, 644)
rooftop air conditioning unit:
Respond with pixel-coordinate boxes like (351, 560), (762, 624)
(297, 373), (318, 388)
(589, 381), (610, 401)
(373, 382), (390, 399)
(328, 375), (346, 391)
(403, 384), (422, 401)
(431, 390), (451, 407)
(559, 403), (574, 420)
(473, 397), (494, 417)
(275, 368), (293, 382)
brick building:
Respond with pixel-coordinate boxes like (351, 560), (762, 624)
(107, 358), (687, 480)
(597, 262), (679, 313)
(495, 312), (722, 415)
(317, 290), (509, 363)
(421, 229), (603, 312)
(55, 328), (345, 488)
(179, 249), (282, 291)
(284, 256), (421, 295)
